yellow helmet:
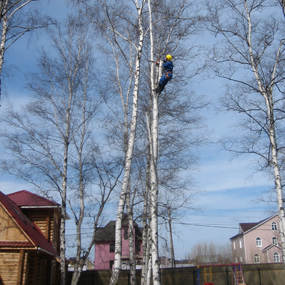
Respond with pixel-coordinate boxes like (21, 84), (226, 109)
(166, 54), (172, 61)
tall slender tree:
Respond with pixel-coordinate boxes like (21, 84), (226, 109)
(0, 16), (108, 284)
(141, 0), (206, 282)
(205, 0), (285, 266)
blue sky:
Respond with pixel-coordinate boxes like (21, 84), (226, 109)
(0, 0), (277, 260)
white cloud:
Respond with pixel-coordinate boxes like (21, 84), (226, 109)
(196, 150), (273, 192)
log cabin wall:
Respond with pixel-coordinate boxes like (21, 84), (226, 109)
(24, 251), (53, 285)
(22, 209), (54, 242)
(21, 208), (60, 253)
(0, 251), (20, 285)
(0, 250), (30, 285)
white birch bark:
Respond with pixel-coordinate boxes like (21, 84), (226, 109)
(168, 208), (175, 268)
(70, 75), (87, 285)
(146, 245), (152, 285)
(59, 78), (74, 285)
(0, 0), (9, 78)
(126, 185), (136, 285)
(141, 141), (150, 285)
(148, 0), (160, 283)
(245, 1), (285, 266)
(109, 2), (146, 284)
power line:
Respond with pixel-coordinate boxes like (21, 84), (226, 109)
(175, 222), (238, 229)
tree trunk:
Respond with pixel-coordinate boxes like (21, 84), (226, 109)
(60, 151), (68, 285)
(245, 1), (285, 268)
(70, 87), (86, 285)
(148, 0), (160, 283)
(146, 251), (152, 285)
(0, 0), (8, 78)
(266, 95), (285, 267)
(126, 186), (136, 285)
(141, 142), (150, 285)
(168, 208), (175, 268)
(109, 3), (145, 284)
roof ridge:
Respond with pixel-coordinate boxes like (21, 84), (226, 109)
(7, 190), (58, 207)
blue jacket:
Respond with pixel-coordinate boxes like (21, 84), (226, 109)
(162, 60), (173, 72)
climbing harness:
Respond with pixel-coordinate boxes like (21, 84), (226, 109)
(166, 71), (172, 80)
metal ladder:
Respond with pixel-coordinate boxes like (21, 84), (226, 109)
(230, 263), (245, 285)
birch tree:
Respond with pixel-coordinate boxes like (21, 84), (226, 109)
(76, 1), (147, 283)
(75, 0), (150, 283)
(143, 0), (206, 282)
(98, 27), (138, 285)
(109, 1), (145, 281)
(146, 0), (161, 282)
(63, 23), (122, 284)
(205, 0), (285, 266)
(0, 16), (104, 284)
(69, 151), (122, 285)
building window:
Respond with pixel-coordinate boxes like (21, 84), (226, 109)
(135, 243), (141, 254)
(256, 237), (262, 247)
(233, 242), (236, 250)
(239, 240), (242, 248)
(273, 252), (280, 262)
(272, 222), (277, 231)
(240, 256), (243, 263)
(272, 237), (278, 246)
(124, 228), (128, 240)
(110, 243), (115, 253)
(254, 254), (260, 263)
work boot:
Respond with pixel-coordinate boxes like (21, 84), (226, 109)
(155, 84), (163, 94)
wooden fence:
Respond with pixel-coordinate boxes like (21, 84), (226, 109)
(66, 263), (285, 285)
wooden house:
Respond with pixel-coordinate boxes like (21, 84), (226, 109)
(0, 190), (61, 285)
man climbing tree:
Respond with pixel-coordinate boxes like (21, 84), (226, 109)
(155, 54), (173, 94)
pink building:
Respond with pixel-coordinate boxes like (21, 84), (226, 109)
(94, 214), (143, 270)
(230, 214), (282, 264)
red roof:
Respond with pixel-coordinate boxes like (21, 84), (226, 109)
(230, 216), (276, 240)
(240, 222), (259, 232)
(7, 190), (58, 207)
(0, 191), (58, 256)
(0, 241), (31, 247)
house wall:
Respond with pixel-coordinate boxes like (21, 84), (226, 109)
(264, 245), (282, 263)
(232, 235), (245, 263)
(25, 251), (53, 285)
(94, 243), (115, 270)
(121, 225), (143, 258)
(23, 209), (60, 253)
(23, 209), (54, 241)
(94, 225), (142, 270)
(0, 251), (21, 285)
(244, 216), (281, 264)
(121, 225), (131, 258)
